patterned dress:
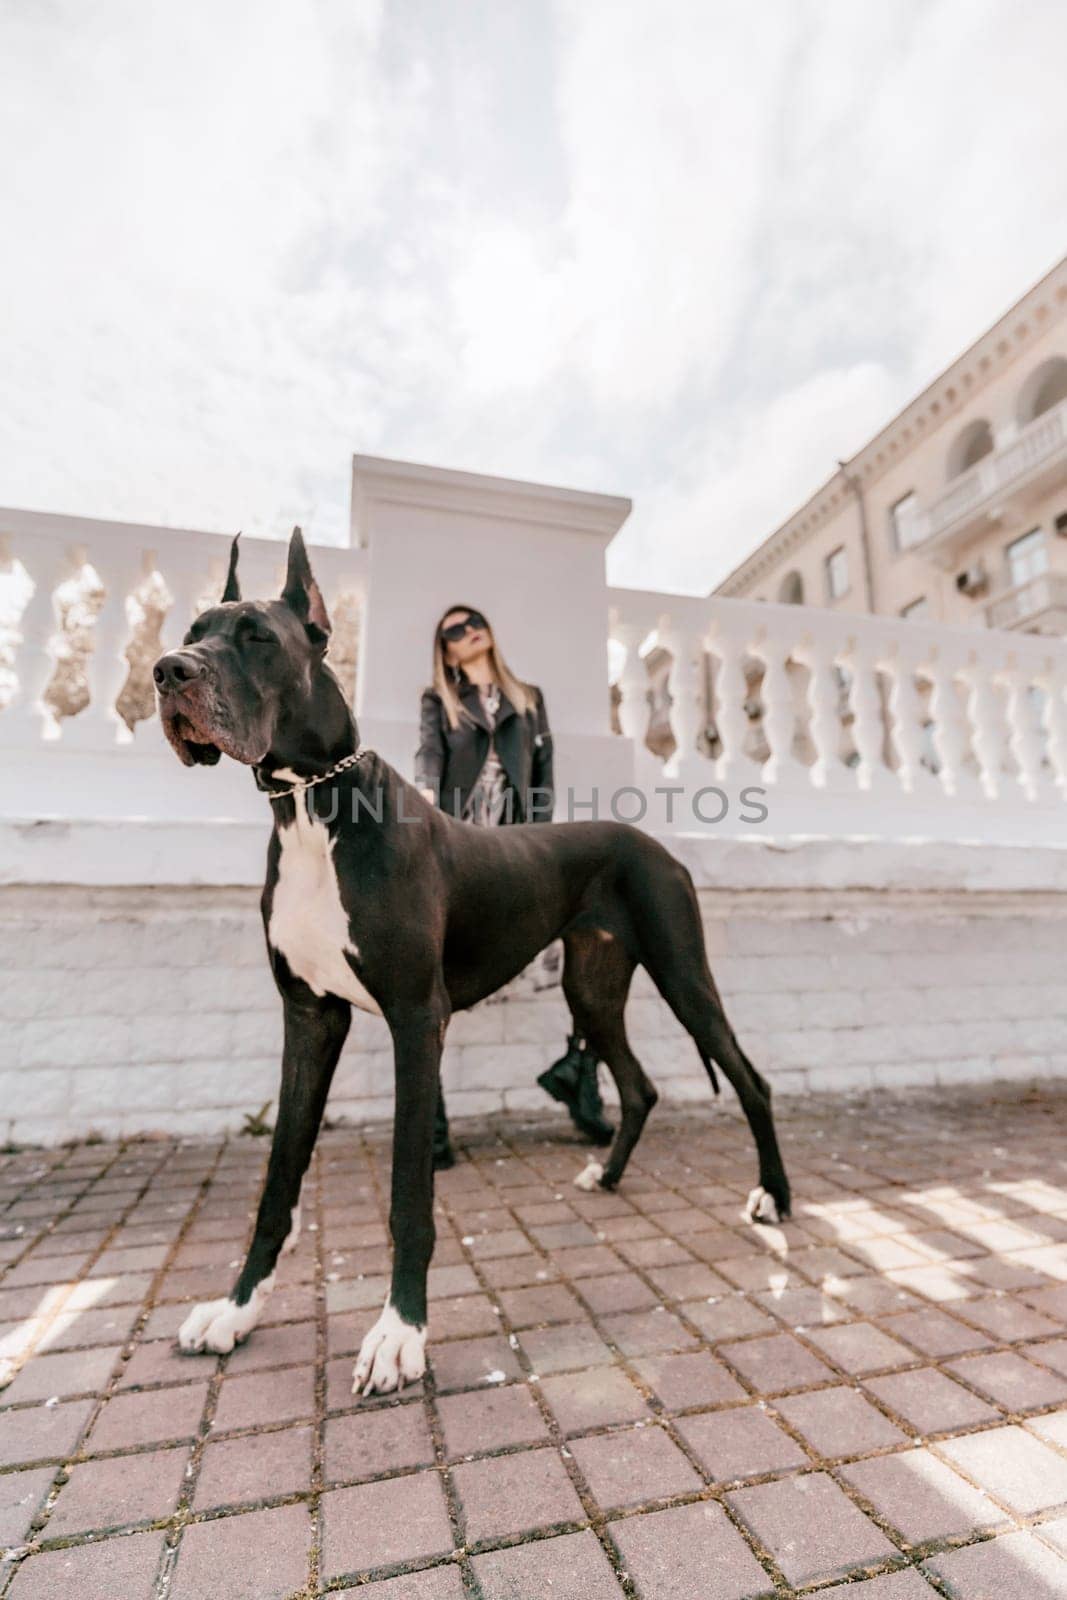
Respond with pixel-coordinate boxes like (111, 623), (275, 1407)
(463, 683), (511, 826)
(465, 683), (563, 993)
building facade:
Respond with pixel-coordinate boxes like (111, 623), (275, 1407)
(716, 256), (1067, 636)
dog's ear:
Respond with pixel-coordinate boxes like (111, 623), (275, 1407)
(221, 533), (241, 602)
(281, 526), (330, 640)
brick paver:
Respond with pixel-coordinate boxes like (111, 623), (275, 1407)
(839, 1446), (1008, 1543)
(471, 1529), (623, 1599)
(170, 1502), (311, 1600)
(776, 1384), (909, 1456)
(6, 1530), (164, 1599)
(322, 1472), (453, 1578)
(0, 1087), (1065, 1597)
(728, 1471), (898, 1586)
(325, 1403), (434, 1484)
(675, 1403), (809, 1479)
(937, 1424), (1067, 1514)
(47, 1443), (188, 1536)
(453, 1446), (584, 1541)
(925, 1529), (1067, 1598)
(194, 1421), (314, 1509)
(608, 1499), (775, 1597)
(569, 1423), (702, 1509)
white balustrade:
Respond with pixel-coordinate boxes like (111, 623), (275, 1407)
(5, 504), (1067, 845)
(607, 588), (1067, 844)
(0, 509), (368, 822)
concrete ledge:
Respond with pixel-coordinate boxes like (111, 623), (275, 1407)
(4, 817), (1067, 891)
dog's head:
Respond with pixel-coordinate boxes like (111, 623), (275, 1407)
(153, 528), (332, 768)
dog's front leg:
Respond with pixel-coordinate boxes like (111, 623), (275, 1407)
(353, 994), (447, 1397)
(180, 993), (350, 1355)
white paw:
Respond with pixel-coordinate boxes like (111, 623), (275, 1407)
(574, 1159), (604, 1192)
(352, 1302), (427, 1397)
(746, 1186), (780, 1226)
(178, 1275), (274, 1354)
(280, 1204), (301, 1256)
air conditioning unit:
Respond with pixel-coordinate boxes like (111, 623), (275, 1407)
(956, 562), (989, 597)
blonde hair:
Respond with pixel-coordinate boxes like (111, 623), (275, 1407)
(432, 604), (533, 730)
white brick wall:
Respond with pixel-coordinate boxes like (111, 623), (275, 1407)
(3, 841), (1067, 1144)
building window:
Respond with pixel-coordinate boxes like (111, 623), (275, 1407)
(777, 570), (804, 605)
(1006, 527), (1048, 588)
(889, 492), (921, 550)
(901, 596), (929, 620)
(825, 546), (849, 601)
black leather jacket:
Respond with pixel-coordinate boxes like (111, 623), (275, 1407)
(415, 675), (554, 822)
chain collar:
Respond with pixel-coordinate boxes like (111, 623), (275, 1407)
(262, 749), (367, 802)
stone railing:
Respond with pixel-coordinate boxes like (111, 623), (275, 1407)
(0, 508), (367, 823)
(4, 500), (1067, 847)
(609, 589), (1067, 844)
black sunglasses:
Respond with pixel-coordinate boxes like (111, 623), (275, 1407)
(439, 611), (487, 644)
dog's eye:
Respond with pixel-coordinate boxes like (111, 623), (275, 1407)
(247, 630), (276, 646)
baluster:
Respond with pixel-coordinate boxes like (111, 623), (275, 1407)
(960, 653), (1004, 800)
(883, 640), (927, 793)
(1038, 666), (1067, 797)
(707, 618), (750, 784)
(612, 622), (650, 747)
(751, 629), (795, 785)
(927, 647), (971, 798)
(1001, 658), (1043, 802)
(62, 547), (138, 750)
(795, 634), (841, 789)
(3, 541), (73, 745)
(842, 637), (882, 790)
(661, 618), (706, 775)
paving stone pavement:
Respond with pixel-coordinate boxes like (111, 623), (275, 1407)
(1, 1084), (1066, 1598)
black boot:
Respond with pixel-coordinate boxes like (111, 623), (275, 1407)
(574, 1052), (614, 1145)
(433, 1085), (455, 1170)
(538, 1036), (614, 1145)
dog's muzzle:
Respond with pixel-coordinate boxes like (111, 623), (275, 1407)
(154, 652), (225, 767)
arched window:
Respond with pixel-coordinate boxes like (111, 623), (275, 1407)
(946, 418), (993, 480)
(1017, 356), (1067, 428)
(777, 571), (804, 605)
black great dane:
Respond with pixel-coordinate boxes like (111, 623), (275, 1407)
(153, 530), (791, 1395)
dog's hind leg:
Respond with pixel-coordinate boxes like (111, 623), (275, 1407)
(632, 859), (791, 1223)
(698, 1003), (790, 1223)
(180, 992), (350, 1354)
(663, 969), (790, 1222)
(562, 931), (657, 1193)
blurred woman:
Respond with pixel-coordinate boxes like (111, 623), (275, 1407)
(416, 604), (612, 1167)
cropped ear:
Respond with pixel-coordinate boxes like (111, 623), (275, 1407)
(221, 533), (241, 602)
(281, 526), (330, 638)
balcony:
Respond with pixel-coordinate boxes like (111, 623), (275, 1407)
(905, 396), (1067, 566)
(985, 569), (1067, 633)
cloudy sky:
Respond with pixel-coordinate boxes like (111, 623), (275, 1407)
(2, 0), (1066, 592)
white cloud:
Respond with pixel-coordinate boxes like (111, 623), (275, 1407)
(0, 0), (1065, 590)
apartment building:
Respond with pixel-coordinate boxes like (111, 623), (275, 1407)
(716, 256), (1067, 636)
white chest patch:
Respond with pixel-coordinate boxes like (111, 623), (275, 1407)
(269, 807), (381, 1015)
